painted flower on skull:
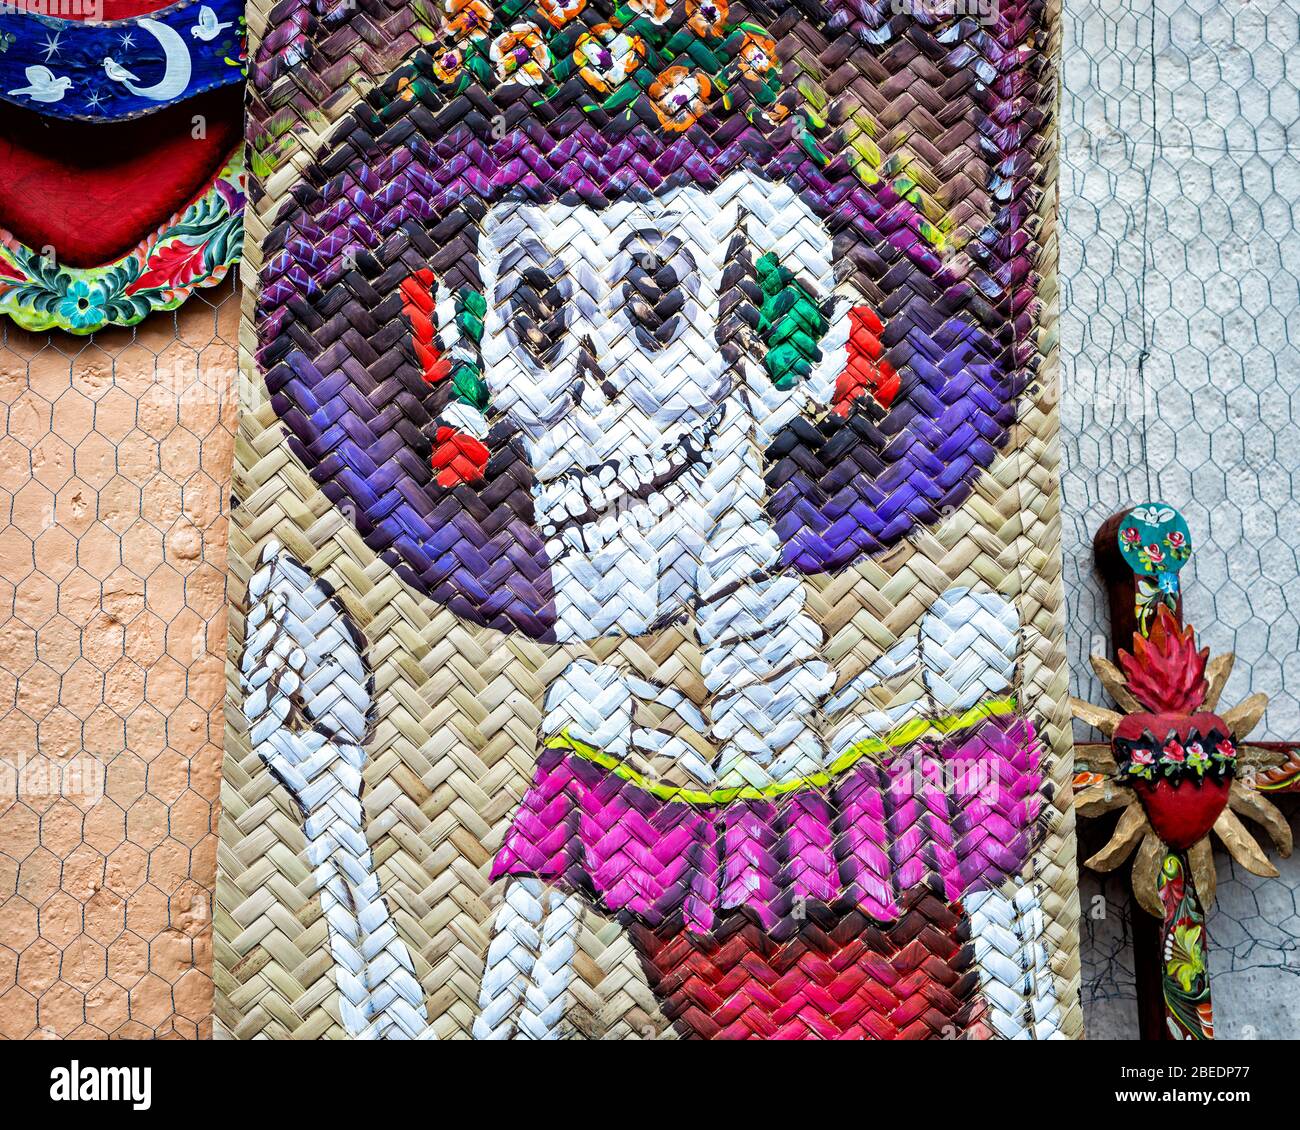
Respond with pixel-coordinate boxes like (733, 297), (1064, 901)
(736, 30), (777, 79)
(538, 0), (587, 26)
(448, 0), (493, 41)
(686, 0), (727, 37)
(490, 23), (550, 84)
(648, 64), (711, 130)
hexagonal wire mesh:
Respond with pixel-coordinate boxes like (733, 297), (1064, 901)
(1061, 0), (1300, 1037)
(0, 280), (236, 1038)
(5, 0), (1300, 1042)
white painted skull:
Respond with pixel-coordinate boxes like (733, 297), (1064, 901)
(478, 169), (846, 642)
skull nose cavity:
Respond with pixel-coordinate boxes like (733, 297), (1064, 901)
(567, 334), (616, 406)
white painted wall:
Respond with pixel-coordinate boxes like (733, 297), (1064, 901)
(1060, 0), (1300, 1039)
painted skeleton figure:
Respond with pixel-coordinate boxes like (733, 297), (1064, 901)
(481, 172), (842, 779)
(250, 1), (1062, 1038)
(249, 175), (1056, 1024)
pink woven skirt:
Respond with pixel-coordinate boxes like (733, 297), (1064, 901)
(493, 709), (1044, 937)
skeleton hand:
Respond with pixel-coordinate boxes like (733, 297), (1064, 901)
(242, 542), (370, 817)
(826, 586), (1026, 754)
(242, 542), (430, 1039)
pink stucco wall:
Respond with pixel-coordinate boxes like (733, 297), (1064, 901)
(0, 285), (235, 1038)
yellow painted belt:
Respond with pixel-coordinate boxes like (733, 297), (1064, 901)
(541, 695), (1020, 806)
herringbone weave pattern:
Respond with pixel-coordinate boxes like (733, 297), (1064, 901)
(218, 0), (1081, 1039)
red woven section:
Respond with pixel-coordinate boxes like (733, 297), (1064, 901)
(629, 891), (989, 1040)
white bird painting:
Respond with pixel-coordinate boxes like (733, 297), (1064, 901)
(190, 5), (233, 41)
(101, 56), (141, 84)
(7, 64), (71, 103)
(102, 19), (190, 101)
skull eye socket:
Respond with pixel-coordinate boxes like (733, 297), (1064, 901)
(619, 230), (696, 352)
(507, 264), (570, 369)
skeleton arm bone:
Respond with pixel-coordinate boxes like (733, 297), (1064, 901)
(242, 542), (431, 1039)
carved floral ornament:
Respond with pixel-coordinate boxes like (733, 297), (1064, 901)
(1071, 605), (1292, 917)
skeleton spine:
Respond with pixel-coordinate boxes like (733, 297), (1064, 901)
(692, 402), (833, 778)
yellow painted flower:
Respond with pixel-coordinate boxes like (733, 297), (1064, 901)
(537, 0), (585, 27)
(491, 23), (550, 86)
(649, 65), (712, 132)
(447, 0), (492, 42)
(573, 23), (645, 93)
(1168, 921), (1206, 993)
(736, 30), (777, 80)
(432, 46), (465, 84)
(686, 0), (727, 37)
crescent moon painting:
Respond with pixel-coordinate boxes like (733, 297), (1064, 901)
(114, 17), (192, 101)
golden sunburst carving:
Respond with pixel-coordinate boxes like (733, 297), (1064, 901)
(1071, 609), (1292, 917)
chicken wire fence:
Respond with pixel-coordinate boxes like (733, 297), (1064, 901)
(0, 281), (236, 1039)
(1060, 0), (1300, 1037)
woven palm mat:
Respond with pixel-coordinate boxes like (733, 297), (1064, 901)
(218, 0), (1081, 1039)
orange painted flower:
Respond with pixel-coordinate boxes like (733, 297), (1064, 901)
(649, 66), (712, 132)
(537, 0), (585, 27)
(432, 46), (465, 84)
(686, 0), (727, 36)
(626, 0), (672, 24)
(573, 23), (646, 93)
(736, 30), (777, 79)
(447, 0), (492, 42)
(491, 23), (550, 86)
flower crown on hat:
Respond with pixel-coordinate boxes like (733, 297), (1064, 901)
(383, 0), (916, 485)
(412, 0), (789, 133)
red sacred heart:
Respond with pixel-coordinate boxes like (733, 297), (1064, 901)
(0, 87), (242, 269)
(1130, 776), (1230, 851)
(1114, 711), (1233, 850)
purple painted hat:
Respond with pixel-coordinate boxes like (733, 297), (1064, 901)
(256, 0), (1049, 640)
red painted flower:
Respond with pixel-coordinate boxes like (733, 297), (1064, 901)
(1162, 739), (1186, 763)
(1132, 745), (1155, 765)
(1167, 530), (1186, 547)
(400, 269), (450, 383)
(1145, 544), (1165, 564)
(1215, 739), (1236, 760)
(1121, 526), (1141, 543)
(432, 426), (490, 487)
(833, 305), (899, 415)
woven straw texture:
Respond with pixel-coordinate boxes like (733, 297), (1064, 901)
(218, 0), (1081, 1039)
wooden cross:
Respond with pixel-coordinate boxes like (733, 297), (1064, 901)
(1074, 504), (1293, 1040)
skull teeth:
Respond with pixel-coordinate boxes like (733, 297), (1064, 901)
(536, 405), (724, 546)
